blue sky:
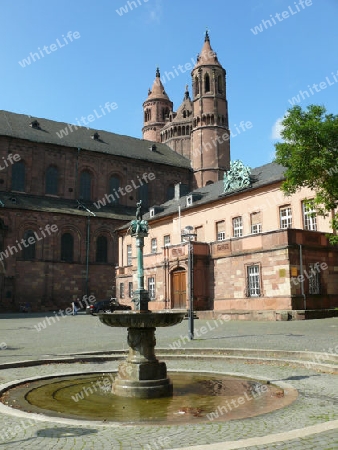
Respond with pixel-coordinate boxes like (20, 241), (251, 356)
(1, 0), (337, 168)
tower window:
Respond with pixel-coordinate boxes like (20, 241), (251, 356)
(194, 76), (199, 96)
(162, 108), (169, 121)
(204, 73), (210, 93)
(217, 75), (223, 94)
(144, 109), (151, 122)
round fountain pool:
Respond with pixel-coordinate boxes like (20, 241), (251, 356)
(0, 371), (297, 424)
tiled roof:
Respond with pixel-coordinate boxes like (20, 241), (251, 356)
(119, 162), (286, 228)
(0, 110), (192, 170)
(0, 191), (135, 220)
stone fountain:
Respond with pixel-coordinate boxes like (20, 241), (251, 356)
(99, 201), (185, 398)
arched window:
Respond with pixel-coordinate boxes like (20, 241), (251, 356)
(96, 236), (108, 263)
(109, 176), (120, 205)
(22, 230), (35, 260)
(204, 73), (210, 93)
(137, 183), (149, 209)
(205, 180), (214, 186)
(194, 76), (199, 96)
(61, 233), (74, 262)
(45, 166), (58, 195)
(12, 161), (25, 192)
(162, 108), (169, 121)
(79, 171), (92, 200)
(217, 75), (223, 94)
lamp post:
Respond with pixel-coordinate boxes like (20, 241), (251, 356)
(181, 226), (196, 340)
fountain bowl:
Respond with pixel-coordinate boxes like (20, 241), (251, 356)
(98, 310), (186, 328)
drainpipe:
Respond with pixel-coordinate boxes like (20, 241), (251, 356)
(77, 202), (96, 298)
(299, 244), (306, 310)
(85, 216), (90, 298)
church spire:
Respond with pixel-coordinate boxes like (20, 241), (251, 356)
(194, 30), (220, 69)
(142, 68), (173, 142)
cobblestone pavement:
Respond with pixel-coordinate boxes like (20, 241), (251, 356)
(0, 313), (337, 449)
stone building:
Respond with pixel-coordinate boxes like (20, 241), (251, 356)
(0, 113), (192, 311)
(0, 31), (337, 316)
(116, 162), (338, 319)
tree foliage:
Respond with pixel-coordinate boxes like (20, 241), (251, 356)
(274, 105), (338, 244)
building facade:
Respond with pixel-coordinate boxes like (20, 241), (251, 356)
(0, 115), (192, 311)
(116, 163), (338, 318)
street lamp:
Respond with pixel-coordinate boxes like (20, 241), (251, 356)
(181, 226), (196, 340)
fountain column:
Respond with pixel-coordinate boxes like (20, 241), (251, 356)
(132, 231), (150, 312)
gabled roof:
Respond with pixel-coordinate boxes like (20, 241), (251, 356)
(119, 162), (286, 229)
(0, 110), (192, 170)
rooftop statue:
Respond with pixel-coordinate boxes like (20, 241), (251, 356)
(223, 160), (251, 193)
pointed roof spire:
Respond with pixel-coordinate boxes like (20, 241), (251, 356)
(146, 67), (170, 100)
(194, 30), (221, 68)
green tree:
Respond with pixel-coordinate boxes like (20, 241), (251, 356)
(274, 104), (338, 244)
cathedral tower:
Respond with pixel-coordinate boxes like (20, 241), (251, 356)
(160, 85), (193, 160)
(191, 31), (230, 188)
(142, 68), (173, 142)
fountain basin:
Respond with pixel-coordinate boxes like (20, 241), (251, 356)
(0, 371), (297, 424)
(98, 310), (186, 328)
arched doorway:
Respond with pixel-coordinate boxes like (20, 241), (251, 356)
(171, 268), (186, 309)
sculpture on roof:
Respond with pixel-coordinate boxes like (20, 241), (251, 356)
(223, 160), (251, 193)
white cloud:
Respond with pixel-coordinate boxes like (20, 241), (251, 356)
(271, 117), (284, 140)
(145, 0), (163, 23)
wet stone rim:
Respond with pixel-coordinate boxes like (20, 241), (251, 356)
(0, 367), (297, 426)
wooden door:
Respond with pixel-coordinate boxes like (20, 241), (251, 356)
(171, 270), (186, 309)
